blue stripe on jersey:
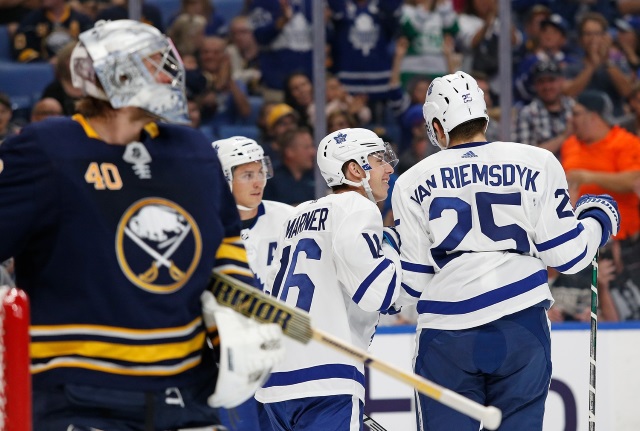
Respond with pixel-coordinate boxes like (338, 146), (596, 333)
(353, 259), (392, 304)
(378, 271), (396, 312)
(401, 282), (421, 298)
(536, 223), (584, 251)
(401, 261), (435, 274)
(553, 246), (588, 272)
(262, 364), (365, 388)
(417, 269), (547, 315)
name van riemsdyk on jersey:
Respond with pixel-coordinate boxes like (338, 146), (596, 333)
(410, 163), (541, 204)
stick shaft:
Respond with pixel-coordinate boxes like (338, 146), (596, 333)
(210, 271), (502, 429)
(589, 251), (598, 431)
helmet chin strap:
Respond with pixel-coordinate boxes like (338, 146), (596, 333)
(236, 204), (255, 211)
(342, 171), (376, 203)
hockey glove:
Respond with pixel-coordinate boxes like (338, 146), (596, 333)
(575, 194), (620, 247)
(201, 291), (285, 409)
(382, 226), (401, 253)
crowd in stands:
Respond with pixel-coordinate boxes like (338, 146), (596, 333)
(1, 0), (640, 324)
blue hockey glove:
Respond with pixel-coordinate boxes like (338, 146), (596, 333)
(382, 226), (401, 253)
(380, 304), (402, 315)
(575, 194), (620, 247)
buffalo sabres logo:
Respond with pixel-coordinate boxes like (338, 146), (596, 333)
(116, 198), (202, 293)
(334, 132), (347, 144)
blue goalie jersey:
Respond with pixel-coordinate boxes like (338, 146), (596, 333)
(0, 115), (254, 391)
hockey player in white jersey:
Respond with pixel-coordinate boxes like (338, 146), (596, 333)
(256, 128), (404, 430)
(213, 136), (295, 431)
(392, 71), (620, 431)
(213, 136), (295, 292)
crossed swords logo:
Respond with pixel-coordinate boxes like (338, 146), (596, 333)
(124, 223), (190, 283)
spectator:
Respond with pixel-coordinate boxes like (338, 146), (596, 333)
(168, 0), (228, 37)
(514, 60), (575, 157)
(399, 0), (459, 83)
(620, 82), (640, 135)
(96, 0), (165, 33)
(456, 0), (521, 92)
(474, 72), (501, 142)
(284, 71), (314, 130)
(396, 129), (428, 175)
(227, 15), (261, 96)
(263, 102), (299, 167)
(612, 17), (640, 78)
(263, 127), (316, 205)
(561, 90), (640, 320)
(564, 12), (634, 118)
(325, 73), (371, 125)
(30, 97), (63, 122)
(386, 37), (427, 154)
(514, 13), (577, 103)
(0, 93), (20, 144)
(41, 41), (83, 116)
(327, 0), (403, 118)
(513, 4), (551, 65)
(69, 0), (111, 21)
(198, 36), (251, 125)
(12, 0), (92, 62)
(249, 0), (313, 102)
(547, 260), (619, 323)
(167, 13), (207, 58)
(327, 109), (359, 133)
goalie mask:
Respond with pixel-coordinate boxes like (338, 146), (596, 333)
(213, 135), (273, 186)
(317, 128), (398, 202)
(70, 19), (188, 124)
(423, 71), (489, 150)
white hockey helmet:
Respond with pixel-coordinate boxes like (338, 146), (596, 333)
(423, 71), (489, 150)
(212, 136), (273, 188)
(317, 128), (397, 201)
(70, 20), (188, 124)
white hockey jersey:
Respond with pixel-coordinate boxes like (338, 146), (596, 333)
(255, 192), (402, 403)
(242, 200), (295, 292)
(392, 141), (603, 330)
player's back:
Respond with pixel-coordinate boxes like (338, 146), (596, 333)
(257, 192), (394, 403)
(393, 141), (586, 329)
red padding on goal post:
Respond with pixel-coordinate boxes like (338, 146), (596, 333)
(3, 288), (31, 431)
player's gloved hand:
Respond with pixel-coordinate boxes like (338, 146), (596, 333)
(201, 291), (285, 408)
(380, 304), (402, 315)
(382, 226), (401, 253)
(575, 194), (620, 247)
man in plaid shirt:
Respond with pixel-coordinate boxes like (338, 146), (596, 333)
(513, 60), (574, 158)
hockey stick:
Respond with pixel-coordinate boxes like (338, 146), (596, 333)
(589, 251), (599, 431)
(363, 413), (388, 431)
(209, 271), (502, 430)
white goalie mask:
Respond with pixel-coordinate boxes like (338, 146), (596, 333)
(212, 135), (273, 190)
(70, 20), (188, 124)
(423, 71), (489, 150)
(317, 128), (398, 202)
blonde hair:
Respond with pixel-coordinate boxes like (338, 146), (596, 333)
(168, 13), (207, 56)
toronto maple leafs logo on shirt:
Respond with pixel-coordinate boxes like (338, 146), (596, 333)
(334, 132), (347, 144)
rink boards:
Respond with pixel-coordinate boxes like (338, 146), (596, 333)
(366, 323), (640, 431)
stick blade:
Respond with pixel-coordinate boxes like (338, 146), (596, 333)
(210, 271), (313, 344)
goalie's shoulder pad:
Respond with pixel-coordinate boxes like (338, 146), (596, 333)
(201, 291), (285, 409)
